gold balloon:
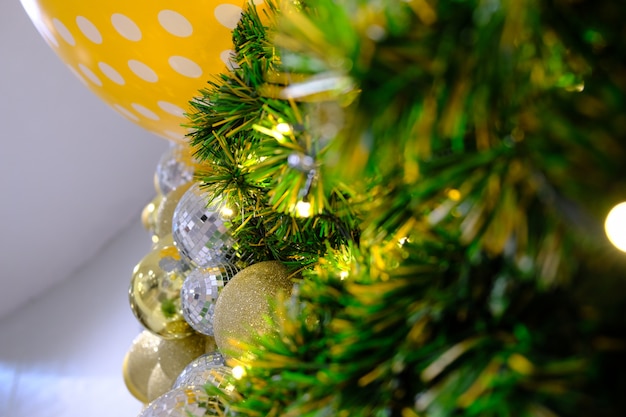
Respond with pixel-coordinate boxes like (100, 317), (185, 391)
(129, 244), (193, 339)
(157, 333), (207, 380)
(147, 363), (176, 402)
(122, 330), (162, 404)
(154, 181), (193, 239)
(20, 0), (267, 141)
(212, 261), (293, 358)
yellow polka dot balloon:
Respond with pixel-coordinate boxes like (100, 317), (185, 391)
(20, 0), (264, 142)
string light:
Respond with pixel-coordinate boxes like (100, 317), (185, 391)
(232, 365), (246, 380)
(605, 202), (626, 252)
(220, 205), (234, 218)
(275, 122), (292, 134)
(295, 200), (312, 217)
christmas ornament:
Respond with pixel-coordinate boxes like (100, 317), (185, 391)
(122, 330), (162, 404)
(212, 261), (294, 358)
(155, 145), (196, 196)
(172, 352), (229, 389)
(138, 387), (220, 417)
(172, 183), (249, 267)
(205, 335), (218, 353)
(141, 194), (163, 235)
(154, 181), (193, 239)
(181, 263), (240, 335)
(157, 332), (207, 380)
(20, 0), (263, 141)
(147, 363), (176, 403)
(129, 244), (193, 339)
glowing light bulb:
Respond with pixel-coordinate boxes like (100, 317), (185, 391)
(220, 206), (234, 218)
(276, 122), (292, 134)
(232, 365), (246, 380)
(605, 202), (626, 252)
(295, 201), (312, 218)
(447, 189), (461, 201)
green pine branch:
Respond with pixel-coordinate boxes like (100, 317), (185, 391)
(185, 0), (626, 416)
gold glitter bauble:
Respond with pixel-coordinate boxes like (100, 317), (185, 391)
(129, 244), (194, 339)
(157, 333), (207, 380)
(154, 181), (193, 239)
(122, 330), (162, 403)
(213, 261), (293, 358)
(147, 363), (176, 402)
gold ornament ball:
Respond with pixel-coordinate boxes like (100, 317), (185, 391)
(157, 332), (207, 380)
(122, 330), (162, 404)
(129, 244), (194, 339)
(205, 335), (218, 354)
(212, 261), (293, 358)
(147, 363), (176, 403)
(141, 194), (163, 234)
(154, 181), (193, 239)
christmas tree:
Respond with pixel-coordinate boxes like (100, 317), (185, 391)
(134, 1), (626, 416)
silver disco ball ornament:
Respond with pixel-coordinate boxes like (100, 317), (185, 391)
(155, 145), (195, 196)
(181, 264), (240, 335)
(139, 386), (220, 417)
(173, 352), (229, 390)
(172, 183), (247, 268)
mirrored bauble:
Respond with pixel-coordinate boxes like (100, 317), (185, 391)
(172, 183), (247, 268)
(155, 145), (195, 196)
(181, 264), (240, 335)
(129, 244), (194, 339)
(139, 387), (220, 417)
(173, 352), (228, 389)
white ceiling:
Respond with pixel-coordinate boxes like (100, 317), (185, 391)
(0, 1), (171, 319)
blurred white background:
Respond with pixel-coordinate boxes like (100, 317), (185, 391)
(0, 0), (170, 415)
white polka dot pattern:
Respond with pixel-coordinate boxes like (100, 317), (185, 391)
(111, 13), (142, 41)
(22, 0), (267, 142)
(76, 16), (102, 44)
(52, 18), (75, 46)
(132, 103), (160, 120)
(158, 101), (185, 118)
(98, 62), (125, 85)
(214, 4), (243, 29)
(168, 56), (203, 78)
(158, 10), (193, 37)
(128, 60), (158, 82)
(78, 63), (102, 86)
